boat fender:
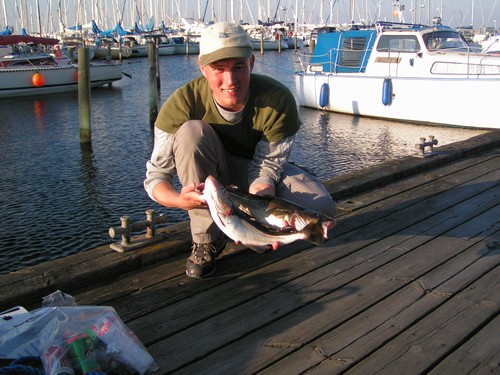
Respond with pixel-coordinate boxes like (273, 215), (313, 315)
(382, 78), (393, 106)
(319, 82), (329, 108)
(32, 72), (45, 87)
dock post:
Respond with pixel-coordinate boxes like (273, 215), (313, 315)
(278, 33), (282, 53)
(260, 33), (264, 55)
(78, 47), (91, 143)
(156, 37), (161, 90)
(148, 40), (159, 127)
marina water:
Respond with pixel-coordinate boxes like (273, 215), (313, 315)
(0, 50), (488, 275)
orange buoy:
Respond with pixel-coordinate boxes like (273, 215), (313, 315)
(32, 72), (45, 87)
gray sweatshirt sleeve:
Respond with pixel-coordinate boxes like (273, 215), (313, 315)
(144, 127), (176, 202)
(248, 135), (295, 188)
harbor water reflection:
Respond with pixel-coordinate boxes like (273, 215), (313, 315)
(0, 51), (488, 274)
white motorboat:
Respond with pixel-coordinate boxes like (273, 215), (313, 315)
(294, 19), (500, 129)
(0, 35), (122, 98)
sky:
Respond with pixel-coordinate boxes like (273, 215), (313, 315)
(2, 0), (499, 34)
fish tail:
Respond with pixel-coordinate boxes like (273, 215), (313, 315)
(303, 222), (325, 245)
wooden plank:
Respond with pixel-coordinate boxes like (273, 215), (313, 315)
(1, 144), (497, 311)
(0, 222), (193, 311)
(145, 199), (499, 373)
(427, 315), (500, 374)
(118, 168), (499, 337)
(324, 131), (500, 201)
(343, 266), (499, 374)
(66, 156), (496, 320)
(262, 235), (499, 374)
(336, 148), (499, 212)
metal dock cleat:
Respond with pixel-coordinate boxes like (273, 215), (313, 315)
(108, 209), (167, 252)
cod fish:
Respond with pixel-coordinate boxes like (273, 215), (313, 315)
(226, 185), (336, 242)
(203, 175), (333, 253)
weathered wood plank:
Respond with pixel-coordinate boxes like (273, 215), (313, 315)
(0, 139), (498, 375)
(1, 141), (497, 312)
(0, 222), (192, 311)
(324, 131), (500, 201)
(146, 194), (499, 373)
(427, 314), (500, 374)
(72, 155), (499, 324)
(343, 266), (499, 374)
(262, 236), (499, 374)
(117, 164), (498, 343)
(337, 147), (499, 212)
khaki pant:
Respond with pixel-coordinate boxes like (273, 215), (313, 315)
(173, 120), (336, 244)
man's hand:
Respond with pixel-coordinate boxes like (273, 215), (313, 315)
(152, 181), (207, 211)
(179, 182), (207, 210)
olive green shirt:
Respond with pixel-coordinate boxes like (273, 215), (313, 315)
(155, 73), (300, 159)
(144, 74), (300, 200)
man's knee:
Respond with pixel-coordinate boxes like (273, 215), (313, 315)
(174, 120), (217, 152)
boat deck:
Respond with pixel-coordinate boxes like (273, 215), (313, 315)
(1, 131), (499, 374)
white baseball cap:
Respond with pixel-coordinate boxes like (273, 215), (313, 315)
(199, 22), (253, 66)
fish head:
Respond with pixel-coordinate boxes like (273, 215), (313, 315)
(204, 175), (233, 217)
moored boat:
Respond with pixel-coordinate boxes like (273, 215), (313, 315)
(251, 37), (288, 51)
(0, 35), (122, 98)
(294, 19), (500, 129)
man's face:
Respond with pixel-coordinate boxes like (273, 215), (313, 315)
(200, 55), (255, 112)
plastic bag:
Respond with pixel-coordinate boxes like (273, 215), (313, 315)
(0, 292), (158, 375)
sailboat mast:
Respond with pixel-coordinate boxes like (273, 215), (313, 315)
(1, 0), (7, 27)
(36, 0), (42, 34)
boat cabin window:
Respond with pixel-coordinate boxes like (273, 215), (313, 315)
(423, 30), (469, 51)
(377, 35), (420, 52)
(339, 37), (368, 67)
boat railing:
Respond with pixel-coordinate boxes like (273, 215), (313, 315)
(295, 44), (374, 74)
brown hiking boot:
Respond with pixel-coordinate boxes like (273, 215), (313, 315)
(185, 236), (226, 278)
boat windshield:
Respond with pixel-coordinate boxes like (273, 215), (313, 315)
(423, 30), (470, 52)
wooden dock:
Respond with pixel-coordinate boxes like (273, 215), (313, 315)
(1, 131), (499, 374)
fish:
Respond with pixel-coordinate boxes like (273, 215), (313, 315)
(203, 175), (334, 253)
(226, 185), (336, 242)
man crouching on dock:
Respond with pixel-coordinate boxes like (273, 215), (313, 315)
(144, 21), (336, 279)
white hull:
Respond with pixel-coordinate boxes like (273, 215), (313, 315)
(295, 73), (499, 129)
(251, 39), (288, 51)
(93, 46), (133, 59)
(158, 44), (176, 56)
(173, 42), (200, 55)
(294, 22), (500, 129)
(0, 63), (122, 98)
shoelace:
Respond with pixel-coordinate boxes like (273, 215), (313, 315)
(192, 243), (216, 260)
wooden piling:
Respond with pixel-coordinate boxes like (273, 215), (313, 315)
(260, 32), (264, 55)
(148, 41), (159, 127)
(78, 47), (91, 143)
(156, 37), (161, 90)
